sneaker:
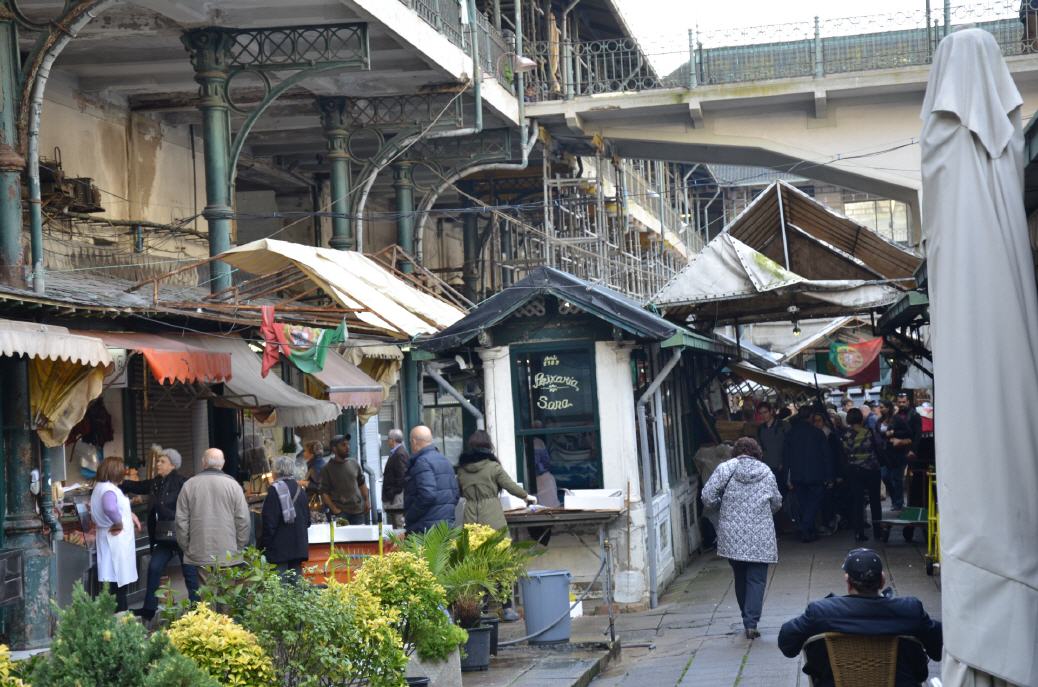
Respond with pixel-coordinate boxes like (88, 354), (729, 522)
(501, 608), (520, 622)
(745, 628), (760, 639)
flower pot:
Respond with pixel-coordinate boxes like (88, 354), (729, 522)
(480, 614), (500, 655)
(459, 624), (493, 672)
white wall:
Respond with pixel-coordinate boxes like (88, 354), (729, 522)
(479, 346), (517, 482)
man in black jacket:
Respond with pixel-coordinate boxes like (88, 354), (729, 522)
(404, 425), (460, 533)
(778, 548), (942, 687)
(381, 428), (409, 528)
(784, 407), (833, 542)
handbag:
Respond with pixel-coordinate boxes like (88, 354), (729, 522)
(153, 519), (177, 543)
(702, 465), (736, 529)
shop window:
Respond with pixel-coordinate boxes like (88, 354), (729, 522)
(512, 343), (602, 493)
(423, 386), (463, 465)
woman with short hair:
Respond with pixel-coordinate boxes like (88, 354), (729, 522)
(121, 447), (197, 620)
(90, 456), (141, 612)
(701, 437), (782, 639)
(261, 455), (311, 581)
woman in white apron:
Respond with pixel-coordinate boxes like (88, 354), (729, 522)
(90, 456), (140, 612)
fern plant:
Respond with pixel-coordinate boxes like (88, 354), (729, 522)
(396, 523), (539, 628)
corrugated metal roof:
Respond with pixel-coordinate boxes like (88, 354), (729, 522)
(707, 164), (807, 188)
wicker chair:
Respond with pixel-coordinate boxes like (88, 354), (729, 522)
(802, 632), (926, 687)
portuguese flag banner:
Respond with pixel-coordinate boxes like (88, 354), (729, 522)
(260, 305), (347, 377)
(828, 337), (883, 384)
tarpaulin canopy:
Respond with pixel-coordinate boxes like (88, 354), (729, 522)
(309, 352), (384, 410)
(0, 319), (113, 447)
(341, 340), (404, 423)
(420, 266), (729, 354)
(652, 234), (901, 325)
(182, 334), (340, 428)
(218, 239), (466, 338)
(729, 361), (851, 395)
(0, 319), (111, 368)
(75, 331), (232, 384)
(726, 180), (922, 282)
(922, 29), (1038, 687)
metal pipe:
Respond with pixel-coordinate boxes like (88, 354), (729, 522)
(426, 365), (485, 430)
(414, 118), (537, 262)
(354, 0), (485, 251)
(776, 183), (790, 269)
(636, 347), (682, 608)
(702, 184), (720, 242)
(25, 1), (116, 294)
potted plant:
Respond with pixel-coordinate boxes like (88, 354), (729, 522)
(398, 523), (538, 672)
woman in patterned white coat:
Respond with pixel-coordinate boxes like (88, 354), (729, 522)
(702, 437), (782, 639)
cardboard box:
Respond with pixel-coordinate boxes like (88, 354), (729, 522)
(563, 489), (624, 511)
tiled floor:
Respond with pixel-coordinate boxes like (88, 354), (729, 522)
(589, 516), (942, 687)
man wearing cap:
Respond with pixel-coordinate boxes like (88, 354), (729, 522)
(319, 434), (370, 525)
(778, 548), (942, 686)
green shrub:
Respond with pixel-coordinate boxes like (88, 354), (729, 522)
(351, 551), (467, 660)
(167, 603), (276, 687)
(143, 651), (220, 687)
(0, 644), (28, 687)
(31, 584), (168, 687)
(235, 572), (407, 687)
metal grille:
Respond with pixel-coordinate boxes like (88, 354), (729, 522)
(227, 24), (368, 70)
(526, 0), (1027, 99)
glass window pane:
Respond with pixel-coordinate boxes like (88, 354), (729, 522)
(520, 431), (602, 491)
(514, 348), (597, 429)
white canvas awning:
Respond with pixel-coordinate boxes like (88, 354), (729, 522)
(183, 334), (340, 428)
(730, 361), (851, 394)
(219, 239), (465, 338)
(653, 234), (901, 325)
(0, 319), (111, 368)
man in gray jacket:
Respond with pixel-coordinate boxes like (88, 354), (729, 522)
(176, 448), (251, 579)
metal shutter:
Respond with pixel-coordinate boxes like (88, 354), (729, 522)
(130, 357), (196, 475)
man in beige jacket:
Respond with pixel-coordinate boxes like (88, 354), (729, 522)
(175, 448), (251, 579)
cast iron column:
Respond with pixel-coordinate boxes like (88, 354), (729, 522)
(0, 11), (24, 286)
(183, 29), (235, 293)
(393, 161), (415, 274)
(1, 357), (50, 649)
(319, 97), (352, 251)
(461, 192), (479, 301)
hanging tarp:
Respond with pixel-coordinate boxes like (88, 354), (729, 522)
(182, 334), (340, 428)
(922, 29), (1038, 687)
(341, 341), (403, 423)
(0, 320), (113, 447)
(218, 239), (465, 338)
(729, 361), (851, 395)
(75, 330), (232, 384)
(308, 352), (384, 410)
(652, 233), (901, 325)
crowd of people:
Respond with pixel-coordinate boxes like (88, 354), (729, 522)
(736, 392), (926, 544)
(89, 424), (535, 621)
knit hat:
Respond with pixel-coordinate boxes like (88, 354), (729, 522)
(162, 448), (183, 470)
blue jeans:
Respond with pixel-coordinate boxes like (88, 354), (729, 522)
(729, 560), (768, 630)
(793, 482), (825, 539)
(144, 543), (200, 612)
(883, 455), (906, 508)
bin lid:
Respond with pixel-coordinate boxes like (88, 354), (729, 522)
(524, 569), (572, 579)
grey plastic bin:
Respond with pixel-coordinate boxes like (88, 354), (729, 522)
(519, 569), (572, 644)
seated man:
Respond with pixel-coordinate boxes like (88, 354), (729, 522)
(778, 548), (942, 687)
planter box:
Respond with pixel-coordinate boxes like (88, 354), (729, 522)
(302, 541), (395, 585)
(306, 524), (397, 544)
(407, 647), (461, 687)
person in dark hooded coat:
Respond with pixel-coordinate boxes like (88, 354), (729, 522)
(456, 430), (537, 531)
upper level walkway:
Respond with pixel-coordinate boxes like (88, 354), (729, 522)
(524, 1), (1038, 232)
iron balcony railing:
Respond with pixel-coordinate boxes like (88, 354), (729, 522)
(397, 0), (511, 89)
(526, 0), (1029, 101)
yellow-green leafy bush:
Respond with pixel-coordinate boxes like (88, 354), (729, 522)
(0, 645), (28, 687)
(168, 604), (275, 687)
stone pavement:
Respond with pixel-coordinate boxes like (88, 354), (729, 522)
(589, 523), (942, 687)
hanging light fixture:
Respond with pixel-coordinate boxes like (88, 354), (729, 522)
(788, 304), (801, 337)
